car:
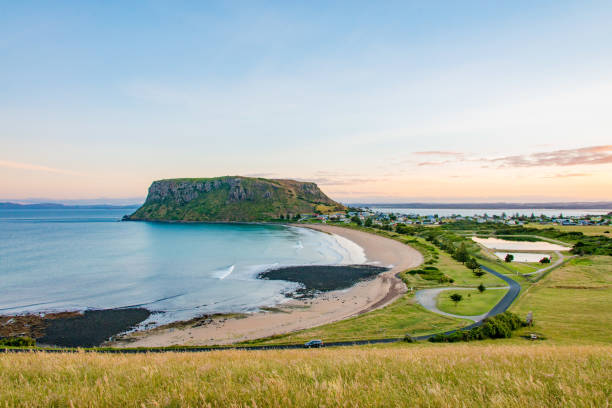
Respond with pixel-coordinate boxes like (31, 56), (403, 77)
(304, 339), (323, 348)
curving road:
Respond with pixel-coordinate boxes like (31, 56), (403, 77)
(478, 264), (521, 317)
(414, 263), (521, 324)
(414, 286), (508, 322)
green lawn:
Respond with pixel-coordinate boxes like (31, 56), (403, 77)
(437, 288), (508, 316)
(525, 223), (612, 237)
(511, 255), (612, 344)
(243, 294), (470, 345)
(504, 261), (540, 274)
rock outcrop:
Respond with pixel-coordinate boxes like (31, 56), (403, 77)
(128, 176), (345, 222)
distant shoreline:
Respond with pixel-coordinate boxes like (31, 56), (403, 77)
(353, 202), (612, 210)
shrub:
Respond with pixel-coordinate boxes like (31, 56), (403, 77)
(0, 336), (36, 347)
(428, 312), (525, 343)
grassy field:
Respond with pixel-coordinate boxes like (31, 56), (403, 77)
(511, 256), (612, 344)
(503, 261), (540, 274)
(437, 288), (508, 316)
(245, 294), (469, 345)
(1, 345), (609, 407)
(525, 223), (612, 236)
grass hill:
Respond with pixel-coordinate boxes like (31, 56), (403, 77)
(128, 176), (345, 222)
(1, 345), (609, 407)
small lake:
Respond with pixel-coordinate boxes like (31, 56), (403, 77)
(494, 252), (551, 263)
(472, 237), (571, 251)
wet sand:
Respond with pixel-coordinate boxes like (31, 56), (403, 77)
(115, 225), (423, 347)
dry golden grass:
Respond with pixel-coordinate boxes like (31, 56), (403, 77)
(1, 344), (610, 407)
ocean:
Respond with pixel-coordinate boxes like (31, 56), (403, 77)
(0, 209), (365, 327)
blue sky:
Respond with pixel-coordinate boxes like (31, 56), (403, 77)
(1, 1), (611, 202)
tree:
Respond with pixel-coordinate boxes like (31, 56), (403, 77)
(450, 293), (463, 306)
(478, 283), (486, 293)
(504, 253), (514, 263)
(294, 213), (301, 221)
(454, 243), (470, 263)
(465, 257), (479, 272)
(364, 217), (373, 227)
(539, 257), (551, 264)
(351, 215), (362, 226)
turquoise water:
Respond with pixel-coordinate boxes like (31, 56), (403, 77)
(0, 209), (364, 326)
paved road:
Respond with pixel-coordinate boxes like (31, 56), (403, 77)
(414, 286), (509, 322)
(3, 263), (521, 354)
(479, 264), (521, 317)
(522, 251), (568, 276)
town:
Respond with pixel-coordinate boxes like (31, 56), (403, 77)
(306, 208), (612, 227)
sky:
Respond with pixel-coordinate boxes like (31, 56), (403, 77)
(1, 1), (611, 203)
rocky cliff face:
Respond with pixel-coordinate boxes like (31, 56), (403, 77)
(129, 176), (344, 222)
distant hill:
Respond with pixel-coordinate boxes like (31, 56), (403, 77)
(0, 202), (139, 210)
(353, 202), (612, 210)
(128, 176), (345, 222)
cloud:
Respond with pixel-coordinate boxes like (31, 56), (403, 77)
(542, 173), (590, 179)
(489, 145), (612, 168)
(407, 145), (612, 168)
(0, 160), (80, 175)
(413, 151), (464, 157)
(417, 160), (453, 166)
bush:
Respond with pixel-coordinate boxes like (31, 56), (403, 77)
(428, 312), (525, 343)
(0, 336), (36, 347)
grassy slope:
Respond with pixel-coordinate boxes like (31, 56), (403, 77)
(437, 288), (508, 316)
(430, 243), (506, 286)
(1, 345), (610, 407)
(246, 295), (470, 345)
(511, 256), (612, 344)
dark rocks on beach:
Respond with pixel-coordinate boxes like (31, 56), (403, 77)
(259, 264), (389, 297)
(37, 308), (151, 348)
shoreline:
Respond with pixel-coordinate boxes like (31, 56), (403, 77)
(112, 224), (423, 347)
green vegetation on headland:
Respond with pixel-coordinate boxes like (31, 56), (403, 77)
(128, 176), (345, 222)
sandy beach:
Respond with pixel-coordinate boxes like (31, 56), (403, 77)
(114, 225), (423, 347)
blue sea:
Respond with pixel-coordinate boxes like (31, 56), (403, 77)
(0, 209), (364, 327)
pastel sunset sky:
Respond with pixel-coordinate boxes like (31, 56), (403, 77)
(1, 1), (611, 203)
